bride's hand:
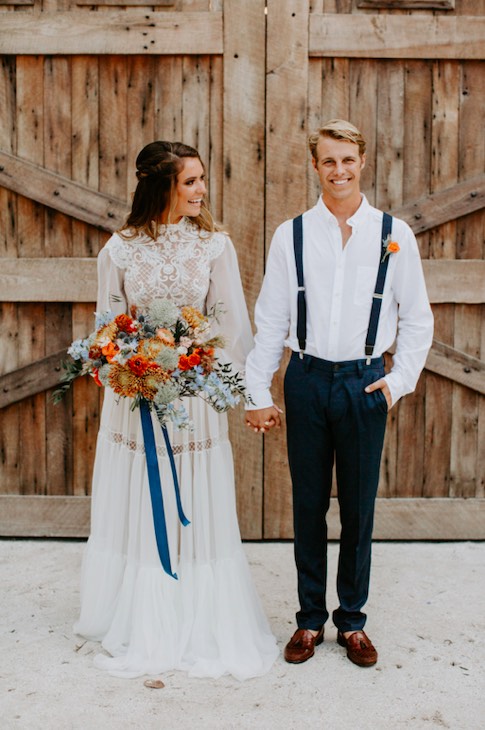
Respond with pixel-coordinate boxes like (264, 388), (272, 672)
(245, 406), (282, 433)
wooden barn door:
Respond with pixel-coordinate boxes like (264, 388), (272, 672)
(0, 0), (266, 539)
(263, 0), (485, 540)
(1, 0), (484, 540)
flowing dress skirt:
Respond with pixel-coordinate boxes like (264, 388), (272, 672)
(74, 390), (278, 679)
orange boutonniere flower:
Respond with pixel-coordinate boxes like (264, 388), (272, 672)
(381, 235), (400, 263)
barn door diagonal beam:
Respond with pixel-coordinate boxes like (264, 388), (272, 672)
(0, 348), (68, 410)
(391, 174), (485, 235)
(0, 150), (127, 231)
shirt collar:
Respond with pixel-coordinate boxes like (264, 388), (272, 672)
(314, 193), (370, 227)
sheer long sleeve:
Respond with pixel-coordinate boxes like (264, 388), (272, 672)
(96, 242), (127, 316)
(206, 235), (254, 376)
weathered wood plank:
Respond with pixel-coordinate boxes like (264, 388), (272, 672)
(71, 308), (100, 497)
(0, 150), (127, 232)
(402, 60), (432, 257)
(0, 495), (91, 537)
(71, 56), (102, 498)
(76, 0), (174, 4)
(350, 60), (379, 206)
(0, 55), (19, 496)
(264, 0), (309, 539)
(0, 258), (98, 302)
(0, 349), (67, 410)
(422, 260), (485, 304)
(309, 15), (485, 59)
(357, 0), (454, 8)
(376, 63), (404, 211)
(392, 174), (485, 236)
(369, 498), (485, 540)
(424, 340), (485, 396)
(2, 494), (482, 539)
(16, 56), (47, 498)
(224, 0), (266, 539)
(154, 56), (183, 141)
(0, 11), (223, 55)
(449, 59), (485, 500)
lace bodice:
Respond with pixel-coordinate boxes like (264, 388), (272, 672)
(97, 217), (254, 373)
(105, 218), (225, 311)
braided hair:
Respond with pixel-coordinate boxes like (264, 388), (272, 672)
(120, 141), (219, 240)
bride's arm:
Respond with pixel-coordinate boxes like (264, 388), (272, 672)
(206, 234), (254, 376)
(96, 237), (128, 315)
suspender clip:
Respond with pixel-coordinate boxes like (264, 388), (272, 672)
(297, 286), (305, 292)
(299, 351), (304, 360)
(372, 293), (383, 300)
(366, 357), (371, 366)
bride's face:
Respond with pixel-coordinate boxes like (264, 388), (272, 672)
(170, 157), (207, 222)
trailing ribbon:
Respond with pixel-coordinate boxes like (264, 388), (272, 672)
(139, 399), (190, 579)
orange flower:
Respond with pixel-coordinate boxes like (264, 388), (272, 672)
(178, 354), (191, 371)
(128, 355), (151, 376)
(188, 352), (201, 367)
(114, 313), (137, 333)
(109, 363), (167, 400)
(382, 239), (400, 263)
(102, 341), (119, 363)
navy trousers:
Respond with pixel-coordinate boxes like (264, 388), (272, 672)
(284, 352), (388, 633)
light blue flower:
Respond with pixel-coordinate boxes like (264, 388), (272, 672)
(94, 311), (115, 328)
(68, 338), (90, 361)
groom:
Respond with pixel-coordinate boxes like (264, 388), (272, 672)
(245, 119), (433, 667)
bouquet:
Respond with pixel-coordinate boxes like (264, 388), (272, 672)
(53, 299), (248, 428)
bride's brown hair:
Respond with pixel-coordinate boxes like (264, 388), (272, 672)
(120, 141), (220, 241)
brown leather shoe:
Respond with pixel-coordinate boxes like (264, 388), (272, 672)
(337, 630), (378, 667)
(284, 627), (324, 664)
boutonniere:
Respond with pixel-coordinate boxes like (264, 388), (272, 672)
(381, 234), (400, 263)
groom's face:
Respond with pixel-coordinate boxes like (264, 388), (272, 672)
(312, 137), (365, 206)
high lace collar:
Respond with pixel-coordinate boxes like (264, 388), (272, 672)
(155, 216), (195, 235)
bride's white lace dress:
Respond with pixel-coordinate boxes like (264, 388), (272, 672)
(74, 218), (278, 679)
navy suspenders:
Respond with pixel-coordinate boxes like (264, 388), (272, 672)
(365, 212), (392, 363)
(292, 212), (393, 363)
(293, 215), (306, 357)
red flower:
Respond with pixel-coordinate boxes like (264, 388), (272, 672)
(115, 314), (137, 333)
(91, 368), (102, 387)
(178, 354), (191, 371)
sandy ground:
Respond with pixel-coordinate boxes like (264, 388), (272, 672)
(1, 539), (484, 730)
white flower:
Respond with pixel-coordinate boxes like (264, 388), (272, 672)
(147, 299), (180, 328)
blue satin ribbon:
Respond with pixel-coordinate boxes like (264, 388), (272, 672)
(139, 399), (190, 579)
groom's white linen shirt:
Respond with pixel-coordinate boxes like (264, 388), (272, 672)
(245, 195), (433, 409)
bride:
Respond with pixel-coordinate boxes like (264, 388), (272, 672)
(74, 140), (278, 680)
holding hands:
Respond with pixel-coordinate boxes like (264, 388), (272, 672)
(245, 405), (283, 433)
